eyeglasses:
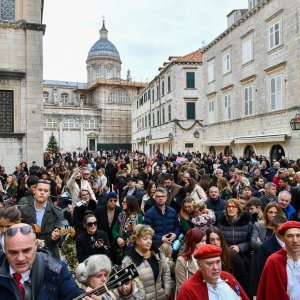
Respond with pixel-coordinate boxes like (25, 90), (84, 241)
(156, 195), (167, 198)
(83, 173), (90, 176)
(4, 225), (34, 237)
(86, 221), (97, 228)
(227, 205), (237, 209)
(109, 199), (117, 202)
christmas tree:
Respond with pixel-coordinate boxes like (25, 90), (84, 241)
(46, 133), (60, 154)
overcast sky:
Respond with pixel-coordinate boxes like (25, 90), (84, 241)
(43, 0), (246, 83)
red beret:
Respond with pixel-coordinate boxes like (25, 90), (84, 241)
(194, 244), (222, 260)
(278, 221), (300, 235)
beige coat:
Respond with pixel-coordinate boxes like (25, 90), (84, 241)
(175, 256), (198, 297)
(123, 250), (173, 300)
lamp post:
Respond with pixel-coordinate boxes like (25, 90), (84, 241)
(193, 130), (200, 138)
(290, 113), (300, 130)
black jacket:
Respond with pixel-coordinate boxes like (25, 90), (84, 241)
(76, 230), (111, 263)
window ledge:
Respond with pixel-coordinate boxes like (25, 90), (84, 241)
(223, 71), (232, 77)
(208, 80), (215, 84)
(268, 44), (284, 55)
(242, 59), (254, 67)
(0, 132), (25, 138)
(184, 88), (197, 90)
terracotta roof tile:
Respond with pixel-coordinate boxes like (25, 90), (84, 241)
(175, 49), (202, 63)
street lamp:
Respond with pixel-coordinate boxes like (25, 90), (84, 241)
(193, 130), (200, 138)
(290, 113), (300, 130)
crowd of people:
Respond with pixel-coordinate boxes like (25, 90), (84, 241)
(0, 148), (299, 299)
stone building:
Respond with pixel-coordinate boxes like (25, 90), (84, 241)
(0, 0), (45, 171)
(200, 0), (300, 161)
(43, 21), (145, 153)
(132, 49), (202, 157)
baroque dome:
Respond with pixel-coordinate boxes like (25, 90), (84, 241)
(87, 21), (120, 60)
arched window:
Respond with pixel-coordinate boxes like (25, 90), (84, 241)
(224, 146), (233, 156)
(108, 89), (130, 104)
(85, 119), (99, 129)
(244, 145), (255, 159)
(80, 94), (87, 106)
(43, 91), (49, 103)
(43, 118), (58, 128)
(270, 144), (285, 162)
(63, 119), (80, 129)
(0, 0), (15, 21)
(209, 146), (216, 156)
(61, 93), (69, 104)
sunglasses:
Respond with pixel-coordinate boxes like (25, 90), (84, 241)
(4, 225), (34, 237)
(86, 221), (97, 228)
(83, 173), (90, 175)
(109, 199), (117, 202)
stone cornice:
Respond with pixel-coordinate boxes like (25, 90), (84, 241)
(0, 21), (46, 34)
(0, 133), (25, 139)
(0, 69), (26, 80)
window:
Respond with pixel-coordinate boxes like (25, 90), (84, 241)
(136, 101), (139, 109)
(85, 119), (99, 129)
(208, 100), (215, 123)
(249, 0), (258, 10)
(185, 143), (194, 148)
(161, 81), (165, 96)
(223, 53), (231, 74)
(168, 76), (171, 92)
(148, 114), (151, 127)
(168, 105), (171, 121)
(63, 119), (80, 129)
(142, 117), (144, 129)
(186, 72), (195, 89)
(43, 118), (58, 129)
(61, 93), (69, 104)
(224, 93), (232, 120)
(108, 89), (129, 104)
(156, 85), (160, 100)
(152, 89), (154, 103)
(145, 115), (147, 128)
(244, 86), (253, 116)
(269, 21), (281, 50)
(270, 74), (283, 110)
(148, 90), (151, 100)
(162, 107), (165, 124)
(157, 110), (160, 125)
(106, 69), (112, 79)
(227, 14), (235, 27)
(43, 92), (49, 103)
(242, 39), (253, 64)
(0, 90), (13, 132)
(208, 63), (214, 82)
(186, 102), (195, 120)
(0, 0), (15, 21)
(152, 113), (155, 127)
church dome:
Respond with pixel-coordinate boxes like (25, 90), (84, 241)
(87, 21), (120, 60)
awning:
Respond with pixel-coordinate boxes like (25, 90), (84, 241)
(234, 133), (288, 144)
(202, 139), (233, 146)
(148, 137), (170, 145)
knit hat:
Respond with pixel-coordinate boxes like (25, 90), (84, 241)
(75, 255), (112, 284)
(106, 192), (118, 200)
(194, 244), (222, 260)
(278, 221), (300, 235)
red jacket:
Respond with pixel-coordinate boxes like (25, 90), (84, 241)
(178, 270), (249, 300)
(257, 248), (289, 300)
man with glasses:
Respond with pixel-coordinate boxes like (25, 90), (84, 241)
(0, 223), (95, 299)
(143, 187), (180, 247)
(20, 180), (64, 259)
(277, 190), (297, 221)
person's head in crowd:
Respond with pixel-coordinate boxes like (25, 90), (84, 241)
(287, 168), (296, 180)
(82, 169), (91, 181)
(131, 224), (154, 253)
(217, 177), (231, 192)
(0, 206), (22, 234)
(40, 170), (49, 181)
(160, 241), (173, 260)
(238, 194), (249, 209)
(92, 182), (101, 195)
(132, 168), (140, 178)
(180, 197), (194, 219)
(253, 176), (265, 189)
(181, 228), (206, 261)
(277, 190), (292, 209)
(163, 174), (174, 189)
(213, 169), (223, 180)
(191, 200), (206, 217)
(5, 174), (18, 187)
(242, 185), (253, 198)
(228, 167), (236, 179)
(208, 186), (220, 201)
(126, 177), (136, 189)
(277, 168), (288, 179)
(185, 177), (198, 192)
(79, 188), (92, 204)
(97, 168), (105, 178)
(154, 187), (168, 208)
(199, 174), (212, 193)
(122, 195), (140, 215)
(270, 215), (287, 238)
(273, 161), (280, 169)
(136, 179), (144, 190)
(206, 226), (233, 273)
(264, 182), (277, 197)
(161, 165), (168, 174)
(278, 176), (291, 190)
(277, 221), (300, 259)
(252, 167), (261, 177)
(181, 171), (190, 185)
(225, 198), (243, 222)
(295, 171), (300, 183)
(34, 179), (51, 205)
(261, 202), (285, 227)
(106, 192), (118, 209)
(83, 213), (98, 235)
(147, 182), (156, 197)
(75, 254), (112, 288)
(25, 175), (39, 196)
(3, 223), (37, 273)
(246, 198), (262, 217)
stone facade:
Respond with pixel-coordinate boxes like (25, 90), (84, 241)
(43, 22), (145, 153)
(132, 50), (203, 157)
(200, 0), (300, 160)
(0, 0), (45, 172)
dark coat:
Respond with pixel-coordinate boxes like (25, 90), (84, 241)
(291, 184), (300, 215)
(94, 205), (122, 246)
(143, 204), (180, 242)
(20, 200), (63, 260)
(205, 198), (226, 222)
(0, 250), (83, 300)
(76, 230), (111, 263)
(257, 233), (282, 277)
